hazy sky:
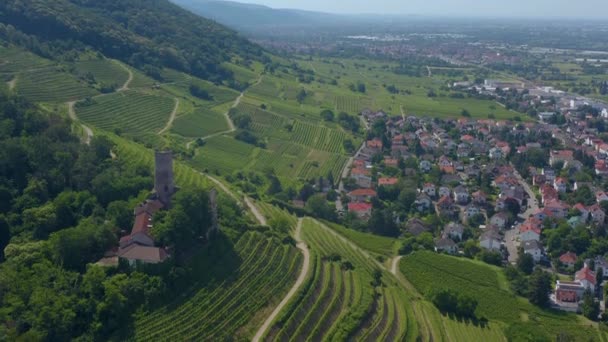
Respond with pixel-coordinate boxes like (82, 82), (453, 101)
(233, 0), (608, 18)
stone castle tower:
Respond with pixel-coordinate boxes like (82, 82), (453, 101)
(154, 150), (176, 206)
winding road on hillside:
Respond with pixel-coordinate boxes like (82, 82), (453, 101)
(390, 255), (403, 275)
(158, 98), (180, 135)
(116, 62), (133, 92)
(65, 61), (135, 143)
(7, 77), (17, 91)
(67, 101), (94, 144)
(186, 75), (263, 149)
(253, 218), (310, 342)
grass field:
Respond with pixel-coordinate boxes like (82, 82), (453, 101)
(400, 251), (607, 341)
(76, 90), (175, 137)
(17, 67), (98, 102)
(134, 232), (302, 340)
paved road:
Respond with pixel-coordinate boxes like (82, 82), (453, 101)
(336, 141), (366, 212)
(252, 218), (310, 342)
(505, 228), (520, 264)
(511, 165), (539, 219)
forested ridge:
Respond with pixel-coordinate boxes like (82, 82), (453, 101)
(0, 0), (267, 84)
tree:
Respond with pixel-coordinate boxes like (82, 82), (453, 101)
(153, 189), (212, 250)
(305, 194), (336, 220)
(527, 269), (552, 307)
(517, 251), (535, 275)
(368, 209), (399, 237)
(320, 109), (334, 122)
(357, 82), (366, 93)
(581, 290), (600, 321)
(0, 215), (9, 261)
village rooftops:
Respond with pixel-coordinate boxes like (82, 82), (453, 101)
(348, 202), (373, 212)
(559, 251), (577, 265)
(575, 266), (597, 285)
(378, 177), (398, 186)
(118, 244), (169, 264)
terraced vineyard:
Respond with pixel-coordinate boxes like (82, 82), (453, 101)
(399, 251), (606, 341)
(191, 135), (255, 174)
(76, 90), (175, 137)
(111, 134), (210, 190)
(134, 231), (302, 340)
(17, 67), (98, 102)
(0, 46), (53, 74)
(265, 218), (412, 341)
(291, 121), (346, 153)
(335, 95), (372, 114)
(73, 59), (129, 88)
(172, 107), (229, 137)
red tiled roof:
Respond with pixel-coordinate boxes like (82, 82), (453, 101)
(378, 177), (398, 186)
(520, 224), (541, 235)
(367, 139), (383, 148)
(559, 251), (577, 264)
(575, 266), (597, 285)
(349, 188), (377, 197)
(351, 168), (370, 176)
(348, 202), (373, 212)
(132, 212), (152, 235)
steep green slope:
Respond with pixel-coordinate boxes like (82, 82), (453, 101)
(0, 0), (265, 84)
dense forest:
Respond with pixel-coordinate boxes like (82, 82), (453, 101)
(0, 90), (256, 340)
(0, 0), (267, 84)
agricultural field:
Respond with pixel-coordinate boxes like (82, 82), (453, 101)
(265, 218), (412, 341)
(172, 107), (229, 137)
(16, 67), (98, 102)
(399, 251), (607, 341)
(76, 90), (175, 137)
(110, 134), (211, 190)
(134, 231), (302, 340)
(0, 45), (53, 74)
(322, 221), (399, 258)
(73, 59), (129, 88)
(192, 135), (256, 174)
(301, 57), (523, 120)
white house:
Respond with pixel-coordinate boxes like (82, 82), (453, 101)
(453, 186), (469, 204)
(414, 193), (432, 212)
(479, 230), (502, 251)
(465, 204), (481, 218)
(419, 160), (432, 173)
(435, 238), (457, 254)
(519, 225), (541, 242)
(490, 212), (509, 229)
(443, 222), (464, 241)
(523, 240), (543, 262)
(553, 177), (567, 193)
(489, 147), (503, 159)
(438, 186), (451, 198)
(422, 183), (436, 198)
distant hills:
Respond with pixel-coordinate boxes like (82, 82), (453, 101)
(171, 0), (372, 32)
(0, 0), (265, 83)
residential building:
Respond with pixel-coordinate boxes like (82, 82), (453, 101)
(523, 240), (543, 262)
